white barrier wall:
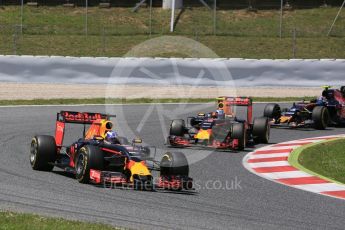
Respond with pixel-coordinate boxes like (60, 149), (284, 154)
(0, 55), (344, 87)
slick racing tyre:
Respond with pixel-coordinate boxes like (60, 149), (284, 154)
(312, 106), (329, 130)
(231, 123), (246, 150)
(264, 103), (281, 119)
(253, 117), (270, 144)
(30, 135), (56, 171)
(160, 152), (189, 177)
(169, 119), (186, 137)
(75, 145), (104, 184)
(190, 117), (200, 128)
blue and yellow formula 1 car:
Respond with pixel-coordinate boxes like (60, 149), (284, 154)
(264, 86), (345, 130)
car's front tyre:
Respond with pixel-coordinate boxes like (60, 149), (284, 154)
(264, 103), (281, 120)
(160, 151), (189, 177)
(75, 145), (104, 184)
(312, 106), (329, 130)
(169, 119), (186, 137)
(253, 117), (270, 144)
(231, 123), (246, 150)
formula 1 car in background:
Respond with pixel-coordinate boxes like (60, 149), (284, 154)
(30, 111), (193, 191)
(263, 86), (345, 130)
(167, 97), (270, 151)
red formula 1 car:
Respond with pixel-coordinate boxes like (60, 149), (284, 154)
(30, 111), (193, 191)
(167, 97), (270, 150)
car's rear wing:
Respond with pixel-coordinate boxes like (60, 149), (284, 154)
(55, 111), (116, 148)
(57, 111), (116, 124)
(217, 97), (253, 123)
(217, 97), (252, 107)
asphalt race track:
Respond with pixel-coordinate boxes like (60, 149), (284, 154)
(1, 103), (345, 230)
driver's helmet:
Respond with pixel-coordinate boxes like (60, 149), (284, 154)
(322, 89), (334, 100)
(105, 131), (118, 144)
(216, 109), (225, 119)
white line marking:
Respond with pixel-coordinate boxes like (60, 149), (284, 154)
(0, 102), (214, 108)
(248, 152), (290, 159)
(256, 145), (301, 151)
(275, 140), (320, 145)
(301, 135), (345, 141)
(0, 101), (312, 108)
(294, 183), (345, 193)
(243, 134), (345, 200)
(248, 161), (290, 168)
(261, 171), (312, 180)
(253, 150), (293, 155)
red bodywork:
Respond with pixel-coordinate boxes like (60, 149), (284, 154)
(55, 111), (112, 168)
(334, 90), (345, 104)
(333, 90), (345, 118)
(88, 169), (193, 190)
(55, 111), (109, 148)
(157, 176), (193, 190)
(219, 96), (253, 123)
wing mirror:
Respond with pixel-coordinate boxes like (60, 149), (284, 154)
(132, 138), (143, 144)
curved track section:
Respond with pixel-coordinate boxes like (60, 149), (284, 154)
(243, 135), (345, 200)
(1, 104), (345, 229)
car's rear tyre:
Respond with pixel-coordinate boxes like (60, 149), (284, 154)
(190, 117), (200, 128)
(160, 152), (189, 177)
(75, 145), (104, 184)
(169, 119), (186, 137)
(312, 106), (329, 130)
(253, 117), (270, 144)
(264, 103), (281, 119)
(231, 123), (246, 150)
(30, 135), (56, 171)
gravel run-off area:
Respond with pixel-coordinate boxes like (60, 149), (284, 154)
(0, 83), (321, 100)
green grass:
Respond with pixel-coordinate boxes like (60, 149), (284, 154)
(0, 97), (315, 106)
(0, 6), (344, 58)
(0, 211), (119, 230)
(2, 34), (345, 58)
(298, 139), (345, 184)
(1, 6), (344, 37)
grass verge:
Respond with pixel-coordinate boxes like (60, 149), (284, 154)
(0, 6), (344, 58)
(289, 138), (345, 184)
(0, 211), (119, 230)
(1, 34), (344, 59)
(1, 6), (344, 37)
(0, 97), (315, 106)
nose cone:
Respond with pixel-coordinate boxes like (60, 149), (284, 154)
(195, 129), (211, 140)
(279, 116), (291, 123)
(128, 161), (151, 182)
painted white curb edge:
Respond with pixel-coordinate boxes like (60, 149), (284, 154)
(243, 134), (345, 200)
